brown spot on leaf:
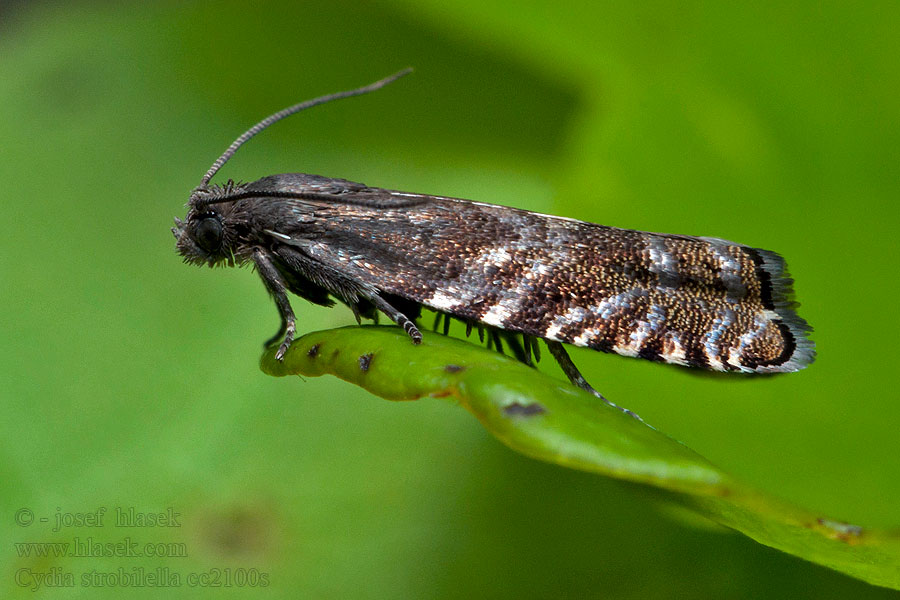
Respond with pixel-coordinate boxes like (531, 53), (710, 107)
(444, 364), (465, 373)
(307, 343), (320, 358)
(503, 402), (547, 417)
(816, 518), (864, 544)
(358, 353), (374, 372)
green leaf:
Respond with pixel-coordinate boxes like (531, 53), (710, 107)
(262, 326), (900, 590)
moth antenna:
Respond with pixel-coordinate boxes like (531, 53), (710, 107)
(198, 68), (414, 188)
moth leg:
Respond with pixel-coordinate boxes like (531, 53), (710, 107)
(264, 317), (288, 349)
(490, 330), (503, 354)
(545, 341), (645, 423)
(526, 335), (541, 363)
(253, 248), (296, 361)
(502, 332), (531, 366)
(368, 293), (423, 344)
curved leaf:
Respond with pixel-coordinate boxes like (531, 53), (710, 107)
(261, 326), (900, 589)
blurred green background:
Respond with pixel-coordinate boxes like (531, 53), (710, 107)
(2, 0), (898, 597)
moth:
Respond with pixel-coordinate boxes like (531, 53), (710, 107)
(173, 70), (814, 415)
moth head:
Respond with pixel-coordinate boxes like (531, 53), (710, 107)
(174, 70), (413, 266)
(172, 187), (235, 267)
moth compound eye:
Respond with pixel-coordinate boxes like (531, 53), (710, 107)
(194, 217), (223, 253)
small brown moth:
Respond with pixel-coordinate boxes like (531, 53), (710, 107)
(174, 70), (814, 417)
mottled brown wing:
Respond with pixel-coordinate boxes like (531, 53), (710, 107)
(265, 178), (814, 374)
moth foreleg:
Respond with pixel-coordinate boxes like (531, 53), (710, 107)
(367, 292), (423, 344)
(253, 248), (296, 361)
(545, 341), (644, 423)
(264, 317), (288, 349)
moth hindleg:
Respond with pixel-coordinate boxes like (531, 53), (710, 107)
(253, 248), (296, 361)
(545, 341), (644, 422)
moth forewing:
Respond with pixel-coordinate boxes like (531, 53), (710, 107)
(245, 179), (813, 375)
